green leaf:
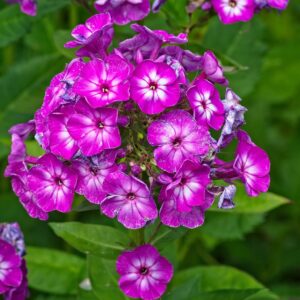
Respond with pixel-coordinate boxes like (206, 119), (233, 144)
(87, 255), (127, 300)
(209, 187), (290, 214)
(203, 17), (266, 97)
(50, 222), (131, 258)
(26, 247), (85, 295)
(164, 266), (278, 300)
(0, 0), (71, 48)
(201, 212), (265, 240)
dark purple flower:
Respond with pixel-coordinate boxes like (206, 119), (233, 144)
(116, 244), (173, 300)
(147, 110), (210, 173)
(212, 0), (255, 24)
(233, 131), (270, 197)
(200, 51), (228, 85)
(0, 240), (23, 294)
(94, 0), (150, 25)
(67, 99), (121, 156)
(73, 150), (119, 204)
(28, 154), (78, 213)
(187, 78), (225, 130)
(162, 160), (211, 212)
(160, 189), (214, 228)
(6, 0), (37, 16)
(48, 105), (79, 160)
(101, 171), (158, 229)
(73, 55), (131, 108)
(119, 24), (187, 62)
(130, 60), (181, 114)
(65, 13), (114, 58)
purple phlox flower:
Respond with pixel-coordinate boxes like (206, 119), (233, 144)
(160, 46), (202, 72)
(48, 104), (79, 160)
(212, 0), (255, 24)
(0, 240), (23, 295)
(6, 0), (37, 16)
(118, 24), (187, 62)
(164, 56), (187, 85)
(118, 115), (130, 127)
(27, 154), (78, 213)
(217, 88), (247, 149)
(8, 121), (35, 141)
(116, 244), (173, 300)
(73, 55), (131, 108)
(130, 163), (143, 176)
(152, 0), (167, 12)
(233, 130), (271, 197)
(130, 60), (181, 114)
(67, 99), (121, 156)
(4, 260), (28, 300)
(218, 184), (236, 209)
(202, 1), (213, 10)
(160, 187), (214, 228)
(95, 0), (150, 25)
(65, 13), (114, 58)
(101, 171), (158, 229)
(187, 78), (225, 130)
(200, 51), (228, 85)
(0, 224), (25, 257)
(73, 150), (119, 204)
(162, 160), (211, 212)
(147, 110), (210, 173)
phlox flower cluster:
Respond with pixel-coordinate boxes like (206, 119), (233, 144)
(4, 13), (271, 300)
(0, 223), (28, 300)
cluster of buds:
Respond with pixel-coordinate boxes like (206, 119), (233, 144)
(0, 223), (28, 300)
(4, 11), (272, 300)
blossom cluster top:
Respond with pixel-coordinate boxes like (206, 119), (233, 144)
(0, 223), (28, 300)
(5, 13), (271, 228)
(6, 0), (37, 16)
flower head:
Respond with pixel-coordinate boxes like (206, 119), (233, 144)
(28, 154), (78, 213)
(67, 99), (121, 156)
(95, 0), (151, 25)
(212, 0), (255, 24)
(130, 60), (181, 114)
(187, 78), (225, 130)
(65, 13), (114, 58)
(101, 171), (158, 229)
(73, 55), (131, 108)
(147, 110), (210, 173)
(234, 130), (270, 197)
(116, 244), (173, 300)
(6, 0), (37, 16)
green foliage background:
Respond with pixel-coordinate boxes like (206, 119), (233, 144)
(0, 0), (299, 299)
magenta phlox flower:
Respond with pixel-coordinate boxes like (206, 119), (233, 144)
(65, 13), (114, 58)
(101, 171), (158, 229)
(116, 244), (173, 300)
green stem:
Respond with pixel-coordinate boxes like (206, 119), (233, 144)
(147, 222), (162, 244)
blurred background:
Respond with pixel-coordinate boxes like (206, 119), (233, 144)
(0, 0), (300, 299)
